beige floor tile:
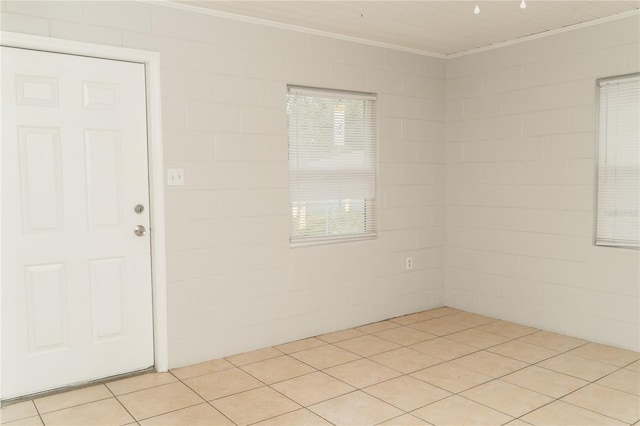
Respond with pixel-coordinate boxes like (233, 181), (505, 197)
(309, 391), (403, 425)
(226, 347), (283, 366)
(139, 403), (233, 425)
(211, 387), (300, 426)
(325, 358), (402, 388)
(289, 344), (361, 369)
(275, 337), (326, 354)
(389, 312), (433, 326)
(441, 312), (496, 327)
(411, 395), (513, 425)
(271, 371), (355, 406)
(461, 380), (553, 418)
(411, 362), (493, 393)
(241, 355), (315, 384)
(522, 400), (626, 426)
(502, 365), (588, 398)
(568, 342), (640, 367)
(422, 307), (462, 318)
(448, 351), (527, 378)
(375, 326), (436, 346)
(478, 320), (538, 339)
(627, 360), (640, 371)
(364, 375), (451, 411)
(357, 320), (401, 334)
(409, 318), (470, 336)
(518, 331), (586, 352)
(40, 398), (132, 426)
(370, 347), (442, 374)
(409, 337), (477, 361)
(183, 368), (263, 401)
(170, 358), (234, 380)
(445, 329), (510, 349)
(2, 416), (43, 426)
(335, 334), (401, 357)
(378, 413), (431, 425)
(11, 308), (640, 426)
(117, 382), (203, 420)
(106, 372), (177, 396)
(317, 328), (366, 343)
(488, 340), (558, 364)
(253, 408), (331, 425)
(597, 368), (640, 395)
(34, 385), (112, 414)
(562, 383), (640, 424)
(0, 401), (38, 423)
(538, 353), (618, 381)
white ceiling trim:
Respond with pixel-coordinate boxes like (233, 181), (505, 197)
(145, 0), (638, 59)
(143, 0), (447, 58)
(449, 8), (640, 58)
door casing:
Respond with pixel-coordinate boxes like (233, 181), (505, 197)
(0, 31), (168, 399)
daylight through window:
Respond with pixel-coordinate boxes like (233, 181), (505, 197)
(287, 86), (377, 246)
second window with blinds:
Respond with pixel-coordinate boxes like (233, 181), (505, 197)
(595, 73), (640, 249)
(287, 86), (377, 246)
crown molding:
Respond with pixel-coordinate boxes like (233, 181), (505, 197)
(142, 0), (447, 58)
(449, 8), (640, 58)
(144, 1), (639, 59)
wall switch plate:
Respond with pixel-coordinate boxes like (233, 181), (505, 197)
(167, 168), (184, 186)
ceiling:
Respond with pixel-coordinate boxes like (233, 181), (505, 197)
(174, 1), (640, 56)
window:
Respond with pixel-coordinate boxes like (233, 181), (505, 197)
(595, 73), (640, 248)
(287, 86), (377, 246)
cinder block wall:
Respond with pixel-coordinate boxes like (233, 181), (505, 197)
(1, 1), (447, 367)
(445, 16), (640, 351)
(2, 2), (638, 365)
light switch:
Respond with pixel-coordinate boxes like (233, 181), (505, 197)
(167, 168), (184, 186)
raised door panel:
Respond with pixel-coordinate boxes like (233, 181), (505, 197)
(25, 263), (69, 353)
(19, 127), (64, 233)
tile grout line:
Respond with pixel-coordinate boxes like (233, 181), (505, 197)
(103, 381), (138, 425)
(155, 371), (239, 426)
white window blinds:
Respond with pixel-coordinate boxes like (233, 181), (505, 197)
(287, 86), (377, 246)
(595, 73), (640, 248)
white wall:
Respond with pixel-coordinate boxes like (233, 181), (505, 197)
(2, 1), (638, 360)
(1, 1), (446, 367)
(445, 16), (640, 351)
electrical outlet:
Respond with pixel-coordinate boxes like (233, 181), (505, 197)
(167, 168), (184, 186)
(405, 257), (413, 271)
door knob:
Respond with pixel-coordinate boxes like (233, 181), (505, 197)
(134, 225), (146, 236)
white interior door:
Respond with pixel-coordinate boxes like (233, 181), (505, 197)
(1, 46), (154, 399)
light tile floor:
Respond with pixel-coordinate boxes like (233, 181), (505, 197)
(2, 307), (639, 425)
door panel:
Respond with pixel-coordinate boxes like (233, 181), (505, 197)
(25, 263), (68, 352)
(85, 129), (122, 228)
(1, 46), (154, 399)
(19, 127), (64, 233)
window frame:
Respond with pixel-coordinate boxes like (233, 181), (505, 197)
(286, 85), (378, 248)
(594, 72), (640, 250)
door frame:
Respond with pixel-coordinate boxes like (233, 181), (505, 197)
(0, 31), (169, 387)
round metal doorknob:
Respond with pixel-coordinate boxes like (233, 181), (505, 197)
(134, 225), (146, 236)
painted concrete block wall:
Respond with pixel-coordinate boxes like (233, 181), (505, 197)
(445, 16), (640, 351)
(1, 1), (447, 367)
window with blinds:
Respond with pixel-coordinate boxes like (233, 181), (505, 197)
(287, 86), (377, 246)
(595, 73), (640, 249)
